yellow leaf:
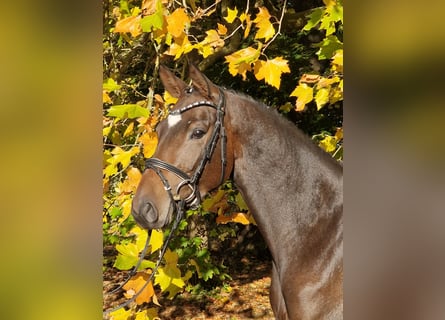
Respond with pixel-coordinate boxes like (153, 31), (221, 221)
(149, 229), (164, 253)
(315, 87), (330, 110)
(123, 122), (134, 137)
(224, 7), (238, 23)
(253, 7), (275, 42)
(224, 46), (260, 80)
(103, 90), (112, 104)
(138, 132), (158, 158)
(319, 135), (337, 153)
(165, 35), (194, 60)
(109, 307), (133, 320)
(123, 272), (155, 305)
(253, 57), (290, 89)
(166, 8), (190, 38)
(135, 308), (160, 320)
(154, 250), (186, 298)
(217, 23), (227, 35)
(130, 225), (149, 252)
(216, 212), (251, 225)
(114, 14), (142, 37)
(163, 90), (178, 106)
(331, 49), (343, 73)
(197, 29), (224, 58)
(335, 127), (343, 140)
(291, 83), (314, 111)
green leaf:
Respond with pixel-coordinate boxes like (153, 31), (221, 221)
(107, 104), (149, 119)
(103, 78), (121, 92)
(303, 8), (323, 31)
(316, 35), (343, 60)
(140, 0), (164, 32)
(114, 254), (139, 270)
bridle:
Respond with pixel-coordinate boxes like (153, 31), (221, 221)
(145, 86), (227, 209)
(103, 87), (227, 316)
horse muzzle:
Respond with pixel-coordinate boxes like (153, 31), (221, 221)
(131, 200), (162, 229)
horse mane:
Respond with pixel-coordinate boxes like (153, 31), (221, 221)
(224, 87), (342, 170)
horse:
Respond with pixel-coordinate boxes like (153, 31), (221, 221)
(131, 64), (343, 319)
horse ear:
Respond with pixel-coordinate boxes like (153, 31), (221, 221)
(159, 65), (186, 98)
(188, 64), (219, 100)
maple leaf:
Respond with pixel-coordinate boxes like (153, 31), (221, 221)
(224, 46), (260, 80)
(166, 8), (190, 38)
(134, 308), (159, 320)
(217, 23), (227, 36)
(109, 307), (133, 320)
(315, 87), (330, 110)
(239, 12), (253, 39)
(154, 250), (187, 298)
(138, 131), (158, 158)
(197, 29), (224, 58)
(114, 14), (142, 37)
(291, 83), (314, 111)
(107, 104), (149, 119)
(140, 0), (164, 33)
(103, 91), (112, 104)
(148, 229), (163, 253)
(331, 49), (343, 73)
(224, 7), (238, 23)
(319, 135), (337, 153)
(216, 212), (251, 225)
(123, 271), (155, 305)
(253, 7), (275, 42)
(253, 57), (290, 89)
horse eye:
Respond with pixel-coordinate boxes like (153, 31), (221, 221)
(185, 87), (194, 94)
(191, 128), (206, 139)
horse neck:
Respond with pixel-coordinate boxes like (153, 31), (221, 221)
(225, 91), (343, 264)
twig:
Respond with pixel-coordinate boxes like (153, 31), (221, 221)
(262, 0), (287, 53)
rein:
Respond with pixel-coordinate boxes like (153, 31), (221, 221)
(103, 88), (227, 316)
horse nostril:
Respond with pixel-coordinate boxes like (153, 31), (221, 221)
(141, 202), (158, 223)
(131, 200), (158, 228)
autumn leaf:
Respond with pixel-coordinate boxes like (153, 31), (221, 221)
(331, 49), (343, 73)
(224, 46), (261, 80)
(154, 250), (187, 298)
(216, 212), (251, 225)
(123, 271), (155, 305)
(148, 229), (164, 253)
(291, 83), (314, 111)
(253, 57), (290, 89)
(138, 131), (158, 158)
(197, 29), (224, 58)
(134, 308), (160, 320)
(239, 12), (252, 38)
(217, 23), (227, 35)
(167, 8), (190, 38)
(107, 104), (149, 119)
(103, 78), (121, 92)
(103, 91), (112, 104)
(140, 0), (164, 32)
(114, 12), (142, 37)
(109, 307), (133, 320)
(253, 7), (275, 42)
(315, 87), (330, 110)
(319, 135), (337, 153)
(224, 7), (238, 23)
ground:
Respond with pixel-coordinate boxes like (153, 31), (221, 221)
(103, 247), (274, 319)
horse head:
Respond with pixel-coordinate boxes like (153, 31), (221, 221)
(131, 64), (234, 229)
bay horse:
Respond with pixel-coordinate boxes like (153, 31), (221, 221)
(131, 64), (343, 319)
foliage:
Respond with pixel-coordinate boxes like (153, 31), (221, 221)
(103, 0), (343, 318)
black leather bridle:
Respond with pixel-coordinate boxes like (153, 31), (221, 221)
(145, 86), (227, 209)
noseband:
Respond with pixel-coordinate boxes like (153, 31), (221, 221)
(145, 87), (227, 209)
